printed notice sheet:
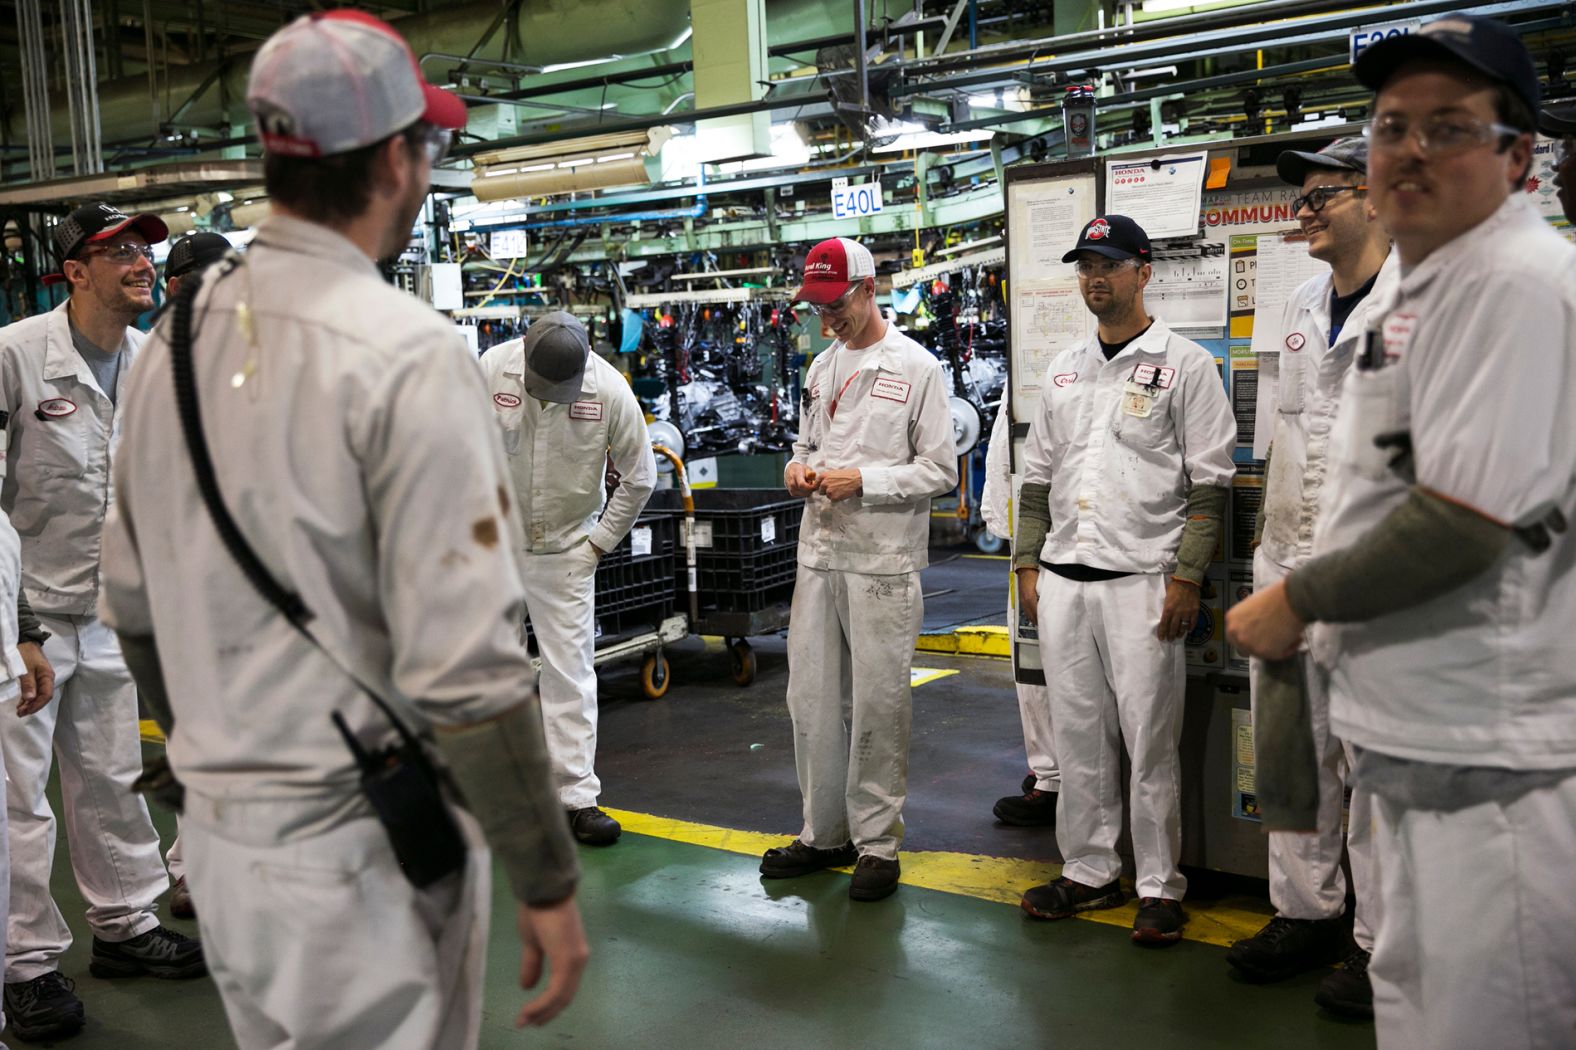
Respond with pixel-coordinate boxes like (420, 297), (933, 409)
(1149, 254), (1228, 329)
(1105, 151), (1209, 240)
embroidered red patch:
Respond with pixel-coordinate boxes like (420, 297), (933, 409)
(37, 398), (76, 418)
(1053, 373), (1078, 388)
(1285, 332), (1306, 352)
(493, 392), (522, 409)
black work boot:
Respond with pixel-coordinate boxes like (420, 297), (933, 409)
(759, 839), (857, 879)
(1020, 876), (1125, 920)
(567, 806), (621, 846)
(1226, 914), (1348, 981)
(3, 972), (85, 1040)
(1131, 897), (1186, 946)
(992, 786), (1058, 826)
(1315, 947), (1374, 1019)
(90, 925), (207, 980)
(848, 855), (901, 902)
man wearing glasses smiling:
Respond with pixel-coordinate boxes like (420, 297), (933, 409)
(1225, 137), (1394, 1016)
(1228, 16), (1576, 1048)
(0, 200), (210, 1040)
(762, 237), (956, 902)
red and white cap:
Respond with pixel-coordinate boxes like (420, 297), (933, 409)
(792, 237), (877, 305)
(246, 10), (467, 158)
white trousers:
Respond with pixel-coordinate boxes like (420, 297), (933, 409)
(519, 543), (601, 809)
(1369, 775), (1576, 1050)
(2, 613), (167, 979)
(166, 831), (185, 882)
(183, 803), (490, 1050)
(1040, 572), (1186, 899)
(1007, 621), (1059, 790)
(786, 564), (923, 860)
(1251, 550), (1377, 947)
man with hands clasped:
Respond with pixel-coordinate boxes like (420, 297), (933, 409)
(763, 237), (956, 903)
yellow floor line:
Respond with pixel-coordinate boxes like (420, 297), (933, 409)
(916, 624), (1011, 658)
(603, 807), (1269, 948)
(139, 720), (165, 745)
(961, 553), (1009, 561)
(910, 668), (960, 687)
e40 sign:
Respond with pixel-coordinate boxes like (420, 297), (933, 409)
(832, 181), (884, 219)
(1350, 20), (1421, 64)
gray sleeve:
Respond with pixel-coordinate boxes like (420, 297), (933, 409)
(1285, 485), (1511, 623)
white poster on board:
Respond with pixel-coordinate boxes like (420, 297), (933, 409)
(1008, 178), (1096, 283)
(1149, 254), (1229, 330)
(1250, 234), (1329, 356)
(1106, 151), (1209, 240)
(1012, 282), (1089, 397)
(1007, 174), (1098, 413)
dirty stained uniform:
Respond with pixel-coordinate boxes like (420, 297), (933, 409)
(0, 301), (170, 982)
(1020, 318), (1236, 899)
(786, 324), (956, 859)
(479, 346), (656, 810)
(99, 215), (551, 1050)
(1311, 195), (1576, 1050)
(1251, 257), (1395, 948)
(981, 393), (1058, 791)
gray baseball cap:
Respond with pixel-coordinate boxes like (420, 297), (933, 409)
(521, 312), (589, 404)
(1277, 136), (1368, 186)
(246, 10), (466, 158)
(1540, 97), (1576, 137)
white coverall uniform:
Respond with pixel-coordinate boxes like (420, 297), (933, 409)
(786, 324), (956, 859)
(0, 301), (171, 980)
(1252, 257), (1397, 947)
(981, 393), (1058, 791)
(479, 344), (656, 809)
(1020, 319), (1236, 899)
(1312, 195), (1576, 1050)
(98, 215), (545, 1050)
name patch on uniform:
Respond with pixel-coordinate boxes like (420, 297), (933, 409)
(1285, 332), (1306, 351)
(37, 398), (76, 418)
(870, 377), (911, 403)
(1053, 372), (1078, 388)
(493, 392), (522, 409)
(569, 400), (604, 421)
(1129, 364), (1176, 389)
(1382, 313), (1417, 359)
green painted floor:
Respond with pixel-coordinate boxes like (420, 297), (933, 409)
(35, 805), (1375, 1050)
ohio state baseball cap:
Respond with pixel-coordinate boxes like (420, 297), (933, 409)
(247, 10), (467, 158)
(51, 201), (168, 264)
(1277, 136), (1369, 185)
(792, 237), (877, 304)
(1061, 215), (1151, 263)
(1354, 15), (1539, 118)
(521, 312), (590, 404)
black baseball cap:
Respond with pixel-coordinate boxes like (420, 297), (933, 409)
(1539, 97), (1576, 137)
(1353, 15), (1540, 117)
(51, 201), (168, 265)
(1277, 136), (1368, 186)
(1061, 214), (1152, 263)
(165, 232), (232, 280)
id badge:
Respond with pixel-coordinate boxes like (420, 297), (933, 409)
(1122, 381), (1155, 418)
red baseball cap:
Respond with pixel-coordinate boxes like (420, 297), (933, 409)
(247, 9), (466, 158)
(793, 237), (877, 305)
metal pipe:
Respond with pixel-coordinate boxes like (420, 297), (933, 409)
(854, 0), (870, 117)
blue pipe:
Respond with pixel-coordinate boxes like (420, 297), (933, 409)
(479, 199), (707, 233)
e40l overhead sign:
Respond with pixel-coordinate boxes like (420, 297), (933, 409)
(831, 178), (884, 219)
(1349, 19), (1421, 64)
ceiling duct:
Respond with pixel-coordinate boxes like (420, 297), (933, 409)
(470, 127), (673, 200)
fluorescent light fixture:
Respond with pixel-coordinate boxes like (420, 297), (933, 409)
(1140, 0), (1200, 11)
(967, 89), (1027, 112)
(541, 55), (623, 74)
(1122, 65), (1178, 80)
(669, 26), (692, 49)
(872, 128), (996, 153)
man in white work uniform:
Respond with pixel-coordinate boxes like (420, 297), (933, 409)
(1540, 97), (1576, 219)
(0, 201), (204, 1042)
(981, 393), (1058, 826)
(1013, 215), (1236, 944)
(98, 11), (588, 1047)
(760, 236), (956, 902)
(480, 312), (657, 846)
(1229, 17), (1576, 1050)
(1225, 139), (1395, 1018)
